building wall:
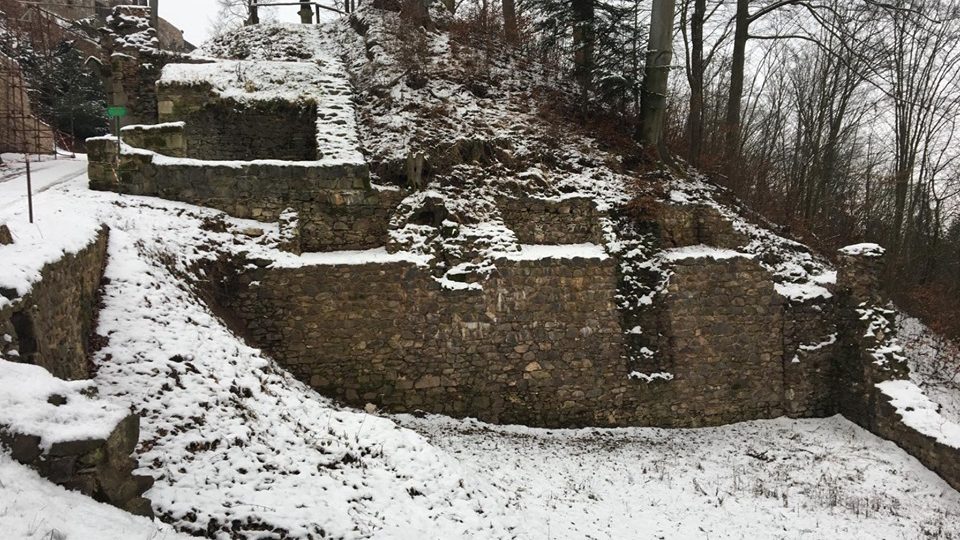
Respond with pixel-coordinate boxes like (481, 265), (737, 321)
(203, 251), (842, 428)
(498, 196), (605, 244)
(87, 136), (395, 252)
(0, 53), (56, 154)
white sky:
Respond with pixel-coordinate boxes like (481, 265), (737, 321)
(160, 1), (301, 47)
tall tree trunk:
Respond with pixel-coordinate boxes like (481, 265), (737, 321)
(723, 0), (749, 171)
(639, 0), (677, 147)
(687, 0), (705, 165)
(572, 0), (595, 113)
(503, 0), (519, 44)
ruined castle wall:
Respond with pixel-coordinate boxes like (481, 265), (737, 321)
(211, 256), (627, 427)
(655, 204), (748, 249)
(205, 251), (840, 428)
(872, 392), (960, 492)
(781, 300), (838, 417)
(157, 84), (318, 161)
(657, 255), (788, 424)
(0, 228), (109, 380)
(87, 138), (394, 251)
(498, 196), (604, 244)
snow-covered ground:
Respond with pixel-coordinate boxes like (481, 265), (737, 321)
(0, 454), (189, 540)
(397, 414), (960, 539)
(1, 148), (960, 539)
(900, 314), (960, 425)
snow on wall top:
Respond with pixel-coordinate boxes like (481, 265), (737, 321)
(0, 206), (102, 309)
(159, 58), (364, 165)
(877, 379), (960, 449)
(498, 243), (609, 261)
(0, 360), (128, 450)
(661, 245), (752, 262)
(839, 243), (885, 257)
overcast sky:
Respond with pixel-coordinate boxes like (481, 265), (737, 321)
(160, 1), (301, 47)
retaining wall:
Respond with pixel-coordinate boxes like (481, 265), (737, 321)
(0, 228), (109, 380)
(205, 250), (843, 428)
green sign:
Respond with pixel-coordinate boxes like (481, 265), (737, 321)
(107, 106), (127, 118)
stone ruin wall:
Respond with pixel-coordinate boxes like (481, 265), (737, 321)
(0, 227), (109, 380)
(0, 226), (154, 515)
(86, 132), (400, 252)
(203, 247), (843, 429)
(497, 196), (605, 244)
(157, 84), (319, 161)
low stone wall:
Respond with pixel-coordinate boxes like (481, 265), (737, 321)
(87, 138), (396, 251)
(872, 391), (960, 492)
(655, 203), (748, 249)
(120, 122), (186, 157)
(781, 299), (838, 417)
(0, 414), (153, 517)
(0, 227), (109, 380)
(497, 196), (604, 244)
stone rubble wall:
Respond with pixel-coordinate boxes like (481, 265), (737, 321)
(0, 414), (154, 517)
(0, 225), (155, 515)
(833, 245), (960, 493)
(0, 227), (109, 380)
(872, 395), (960, 492)
(86, 138), (399, 251)
(96, 6), (207, 127)
(119, 123), (187, 157)
(157, 83), (319, 161)
(497, 196), (605, 244)
(781, 300), (838, 417)
(657, 255), (788, 425)
(654, 203), (748, 249)
(203, 250), (844, 428)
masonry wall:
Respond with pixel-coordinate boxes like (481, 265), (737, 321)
(781, 300), (838, 417)
(0, 414), (154, 517)
(657, 256), (788, 424)
(498, 196), (604, 244)
(157, 84), (318, 161)
(87, 138), (396, 251)
(0, 227), (109, 380)
(655, 203), (748, 249)
(205, 252), (839, 428)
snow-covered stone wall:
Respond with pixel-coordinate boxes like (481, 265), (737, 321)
(497, 195), (605, 244)
(86, 138), (398, 251)
(157, 85), (319, 161)
(0, 227), (108, 380)
(201, 246), (847, 428)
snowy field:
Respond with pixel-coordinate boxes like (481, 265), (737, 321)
(1, 160), (960, 538)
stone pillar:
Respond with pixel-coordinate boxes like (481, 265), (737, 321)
(837, 243), (886, 305)
(299, 0), (314, 23)
(835, 242), (908, 425)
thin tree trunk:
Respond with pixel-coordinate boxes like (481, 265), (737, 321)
(572, 0), (595, 113)
(723, 0), (749, 171)
(687, 0), (705, 165)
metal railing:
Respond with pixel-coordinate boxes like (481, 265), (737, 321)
(247, 0), (358, 25)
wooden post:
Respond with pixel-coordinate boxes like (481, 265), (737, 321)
(25, 154), (34, 224)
